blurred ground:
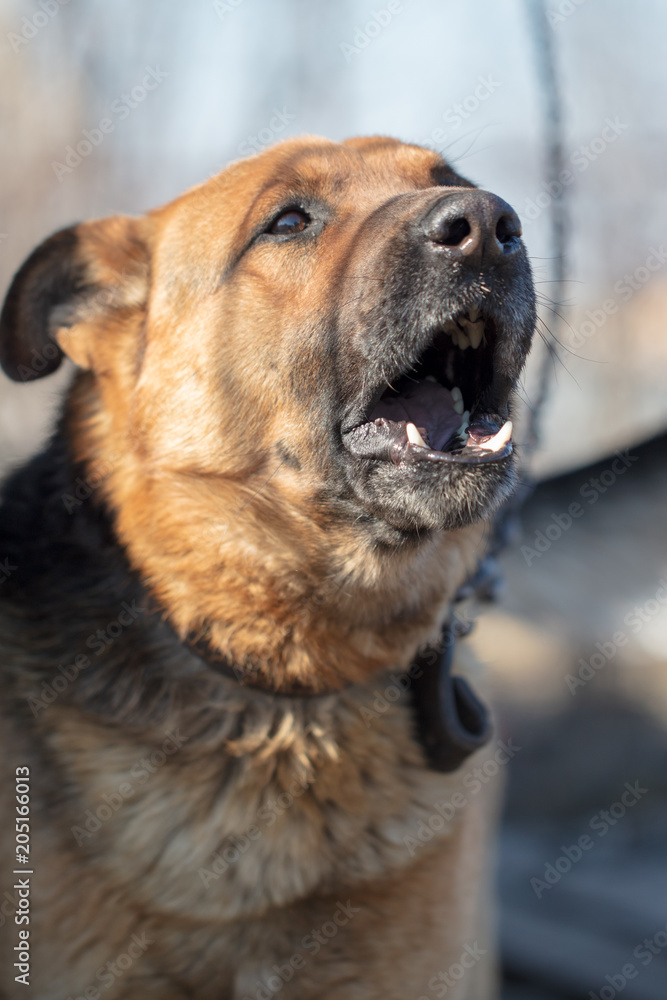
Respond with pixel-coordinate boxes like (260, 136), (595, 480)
(466, 432), (667, 999)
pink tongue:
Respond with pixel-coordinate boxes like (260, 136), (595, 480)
(371, 381), (463, 451)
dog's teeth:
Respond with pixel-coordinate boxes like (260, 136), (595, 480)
(446, 325), (468, 350)
(406, 422), (427, 448)
(468, 307), (481, 323)
(450, 386), (464, 414)
(468, 324), (483, 349)
(484, 419), (513, 452)
(424, 374), (438, 383)
(445, 324), (472, 350)
(459, 410), (470, 436)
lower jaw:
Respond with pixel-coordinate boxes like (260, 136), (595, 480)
(342, 415), (513, 467)
(341, 451), (518, 540)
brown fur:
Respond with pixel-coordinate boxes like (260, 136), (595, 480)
(0, 136), (532, 998)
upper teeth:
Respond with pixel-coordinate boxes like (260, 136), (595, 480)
(467, 324), (483, 349)
(483, 419), (513, 452)
(450, 386), (464, 414)
(406, 422), (427, 448)
(446, 316), (485, 351)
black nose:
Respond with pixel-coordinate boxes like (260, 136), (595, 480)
(421, 190), (522, 267)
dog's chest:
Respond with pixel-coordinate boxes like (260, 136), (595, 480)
(53, 688), (470, 924)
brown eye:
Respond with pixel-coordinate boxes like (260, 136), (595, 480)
(269, 209), (309, 235)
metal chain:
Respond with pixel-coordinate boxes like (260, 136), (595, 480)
(457, 0), (567, 607)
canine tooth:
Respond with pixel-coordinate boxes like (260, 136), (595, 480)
(450, 386), (464, 414)
(406, 422), (427, 448)
(468, 324), (483, 349)
(457, 330), (470, 350)
(484, 419), (513, 452)
(459, 410), (470, 435)
(447, 327), (458, 346)
(424, 374), (438, 383)
(468, 307), (481, 323)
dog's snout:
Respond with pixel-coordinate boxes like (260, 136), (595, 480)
(421, 190), (522, 267)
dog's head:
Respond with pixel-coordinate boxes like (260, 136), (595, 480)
(1, 137), (534, 534)
(0, 137), (535, 683)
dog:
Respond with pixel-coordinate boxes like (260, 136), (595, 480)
(0, 135), (535, 999)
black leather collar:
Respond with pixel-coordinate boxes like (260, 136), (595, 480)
(408, 623), (491, 771)
(185, 621), (491, 773)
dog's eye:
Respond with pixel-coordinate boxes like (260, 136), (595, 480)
(268, 209), (310, 235)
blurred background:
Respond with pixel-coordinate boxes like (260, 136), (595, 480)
(1, 0), (665, 996)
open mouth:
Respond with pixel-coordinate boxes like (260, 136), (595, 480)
(343, 309), (514, 466)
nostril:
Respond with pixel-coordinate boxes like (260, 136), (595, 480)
(495, 213), (521, 246)
(422, 192), (521, 263)
(438, 216), (471, 247)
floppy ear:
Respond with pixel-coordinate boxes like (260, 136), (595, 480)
(0, 216), (149, 382)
